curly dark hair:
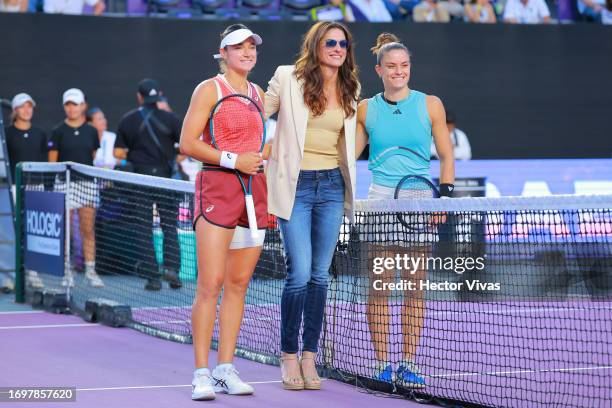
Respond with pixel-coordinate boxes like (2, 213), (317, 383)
(294, 22), (360, 118)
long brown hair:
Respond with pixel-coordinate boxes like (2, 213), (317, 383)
(294, 22), (359, 118)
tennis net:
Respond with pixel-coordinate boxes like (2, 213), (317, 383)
(15, 162), (612, 408)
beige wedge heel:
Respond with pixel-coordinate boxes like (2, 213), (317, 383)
(281, 354), (305, 391)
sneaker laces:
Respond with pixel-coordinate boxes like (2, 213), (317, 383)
(221, 365), (241, 382)
(400, 360), (422, 376)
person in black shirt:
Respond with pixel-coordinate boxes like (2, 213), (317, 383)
(114, 79), (182, 291)
(5, 93), (48, 183)
(5, 93), (47, 289)
(48, 88), (104, 288)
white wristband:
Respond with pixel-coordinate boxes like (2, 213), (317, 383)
(220, 151), (237, 169)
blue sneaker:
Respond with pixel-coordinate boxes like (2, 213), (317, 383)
(397, 362), (426, 388)
(373, 362), (394, 383)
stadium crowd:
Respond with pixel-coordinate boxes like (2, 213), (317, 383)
(0, 0), (611, 24)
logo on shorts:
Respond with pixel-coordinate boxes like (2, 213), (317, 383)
(206, 205), (214, 213)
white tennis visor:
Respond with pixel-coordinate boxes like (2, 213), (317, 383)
(213, 28), (263, 59)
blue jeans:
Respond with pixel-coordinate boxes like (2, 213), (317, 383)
(279, 168), (345, 354)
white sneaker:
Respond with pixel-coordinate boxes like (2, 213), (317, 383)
(192, 368), (215, 401)
(85, 270), (105, 288)
(26, 270), (44, 289)
(212, 364), (254, 395)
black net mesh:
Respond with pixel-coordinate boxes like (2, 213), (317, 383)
(18, 163), (612, 407)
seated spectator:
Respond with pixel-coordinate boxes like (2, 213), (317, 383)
(44, 0), (105, 15)
(310, 0), (351, 21)
(0, 0), (28, 12)
(603, 0), (612, 23)
(503, 0), (550, 23)
(464, 0), (496, 22)
(431, 111), (472, 160)
(344, 0), (393, 21)
(439, 0), (464, 20)
(87, 107), (120, 169)
(413, 0), (451, 22)
(382, 0), (420, 19)
(577, 0), (606, 21)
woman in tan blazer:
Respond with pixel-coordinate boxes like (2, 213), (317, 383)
(264, 21), (359, 391)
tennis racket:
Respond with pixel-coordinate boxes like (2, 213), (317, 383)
(394, 175), (440, 231)
(209, 93), (266, 239)
(369, 145), (439, 232)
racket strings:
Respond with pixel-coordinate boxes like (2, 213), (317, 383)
(210, 96), (264, 154)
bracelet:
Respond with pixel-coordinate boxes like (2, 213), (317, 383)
(439, 183), (455, 198)
(220, 151), (237, 169)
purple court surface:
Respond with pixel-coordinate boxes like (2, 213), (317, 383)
(0, 309), (424, 408)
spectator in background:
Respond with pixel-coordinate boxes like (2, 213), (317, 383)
(413, 0), (451, 22)
(431, 110), (472, 160)
(603, 0), (612, 23)
(0, 0), (28, 12)
(44, 0), (105, 14)
(5, 93), (46, 289)
(464, 0), (496, 22)
(577, 0), (606, 21)
(344, 0), (393, 21)
(113, 78), (182, 291)
(382, 0), (420, 19)
(48, 88), (104, 288)
(439, 0), (464, 20)
(311, 0), (351, 21)
(503, 0), (550, 23)
(87, 107), (120, 169)
(5, 94), (47, 185)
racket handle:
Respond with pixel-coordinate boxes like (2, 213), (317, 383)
(245, 194), (259, 239)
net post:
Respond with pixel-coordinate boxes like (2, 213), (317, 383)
(64, 166), (71, 301)
(14, 163), (25, 303)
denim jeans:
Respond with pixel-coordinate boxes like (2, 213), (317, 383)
(279, 168), (345, 354)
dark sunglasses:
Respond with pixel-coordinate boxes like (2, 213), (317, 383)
(324, 39), (349, 49)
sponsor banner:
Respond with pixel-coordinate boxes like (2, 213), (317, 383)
(24, 191), (65, 277)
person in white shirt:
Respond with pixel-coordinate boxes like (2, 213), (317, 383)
(44, 0), (105, 15)
(431, 111), (472, 160)
(87, 107), (120, 169)
(503, 0), (551, 23)
(603, 0), (612, 23)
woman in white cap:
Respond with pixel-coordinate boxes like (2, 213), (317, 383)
(180, 24), (269, 400)
(6, 93), (47, 187)
(5, 93), (47, 289)
(48, 88), (104, 288)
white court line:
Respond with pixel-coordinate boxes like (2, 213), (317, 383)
(141, 305), (612, 326)
(431, 365), (612, 378)
(0, 310), (44, 315)
(0, 323), (100, 330)
(76, 379), (292, 392)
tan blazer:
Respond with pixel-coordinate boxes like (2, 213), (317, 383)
(264, 65), (357, 221)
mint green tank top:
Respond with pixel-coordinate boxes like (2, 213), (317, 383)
(366, 90), (432, 188)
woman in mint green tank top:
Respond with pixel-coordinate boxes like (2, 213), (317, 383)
(355, 33), (455, 389)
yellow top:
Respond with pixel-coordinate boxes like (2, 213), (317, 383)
(301, 107), (344, 170)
